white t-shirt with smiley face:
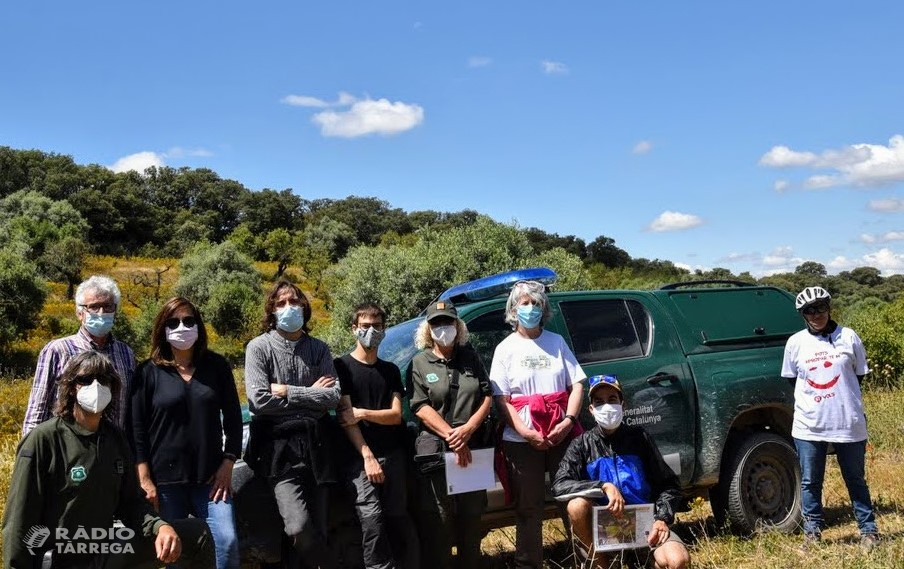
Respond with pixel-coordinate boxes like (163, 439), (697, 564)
(781, 325), (869, 442)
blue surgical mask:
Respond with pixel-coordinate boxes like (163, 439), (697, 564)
(275, 305), (304, 333)
(83, 313), (115, 337)
(516, 304), (543, 329)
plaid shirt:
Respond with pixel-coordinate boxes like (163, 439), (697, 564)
(22, 328), (136, 435)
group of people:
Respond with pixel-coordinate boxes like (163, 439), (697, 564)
(1, 273), (882, 569)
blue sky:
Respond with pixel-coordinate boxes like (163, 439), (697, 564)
(2, 2), (903, 277)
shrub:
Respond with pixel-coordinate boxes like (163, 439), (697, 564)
(0, 251), (47, 349)
(205, 281), (261, 340)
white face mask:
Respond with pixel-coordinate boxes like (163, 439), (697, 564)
(430, 324), (458, 347)
(77, 380), (113, 415)
(591, 403), (623, 430)
(167, 324), (199, 351)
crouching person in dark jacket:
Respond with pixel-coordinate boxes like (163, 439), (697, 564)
(2, 351), (214, 569)
(551, 375), (689, 569)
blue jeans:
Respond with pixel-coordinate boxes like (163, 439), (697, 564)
(794, 438), (878, 536)
(158, 483), (240, 569)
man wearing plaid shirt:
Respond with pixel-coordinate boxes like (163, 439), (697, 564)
(22, 275), (136, 435)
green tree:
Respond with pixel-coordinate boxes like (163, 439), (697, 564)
(174, 242), (263, 336)
(238, 188), (307, 235)
(39, 236), (91, 299)
(206, 281), (261, 340)
(0, 250), (47, 349)
(308, 196), (410, 246)
(587, 235), (631, 268)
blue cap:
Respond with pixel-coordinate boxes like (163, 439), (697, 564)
(588, 374), (622, 398)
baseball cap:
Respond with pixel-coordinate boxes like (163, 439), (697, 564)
(426, 300), (458, 323)
(588, 374), (622, 399)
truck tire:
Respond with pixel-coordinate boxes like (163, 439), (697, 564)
(720, 432), (801, 534)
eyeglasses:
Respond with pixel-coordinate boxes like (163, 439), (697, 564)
(802, 303), (830, 316)
(73, 376), (97, 386)
(356, 323), (385, 331)
(165, 316), (197, 330)
(429, 316), (456, 326)
(79, 303), (116, 314)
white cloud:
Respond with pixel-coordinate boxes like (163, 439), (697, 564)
(859, 231), (904, 244)
(633, 140), (653, 155)
(773, 180), (790, 192)
(282, 92), (357, 108)
(647, 211), (703, 232)
(759, 135), (904, 189)
(109, 151), (164, 174)
(862, 248), (904, 275)
(468, 56), (492, 68)
(869, 198), (904, 212)
(759, 146), (817, 167)
(541, 60), (568, 75)
(802, 175), (841, 190)
(312, 98), (424, 138)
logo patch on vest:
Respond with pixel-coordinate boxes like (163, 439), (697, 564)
(426, 373), (440, 383)
(70, 466), (87, 483)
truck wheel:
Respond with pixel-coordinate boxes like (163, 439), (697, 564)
(721, 432), (801, 534)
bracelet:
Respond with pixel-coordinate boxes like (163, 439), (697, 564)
(223, 453), (238, 462)
(565, 414), (577, 424)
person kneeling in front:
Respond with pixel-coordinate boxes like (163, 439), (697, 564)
(551, 375), (689, 569)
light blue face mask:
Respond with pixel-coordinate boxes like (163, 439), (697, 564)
(516, 304), (543, 329)
(275, 305), (305, 333)
(83, 313), (115, 337)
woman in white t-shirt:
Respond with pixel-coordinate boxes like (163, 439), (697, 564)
(781, 286), (879, 551)
(490, 280), (586, 568)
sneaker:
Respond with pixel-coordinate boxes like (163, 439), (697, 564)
(860, 533), (879, 552)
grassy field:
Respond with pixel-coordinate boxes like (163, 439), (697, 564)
(1, 372), (902, 567)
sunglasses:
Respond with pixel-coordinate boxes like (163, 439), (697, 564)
(165, 316), (197, 330)
(73, 375), (97, 386)
(802, 303), (829, 316)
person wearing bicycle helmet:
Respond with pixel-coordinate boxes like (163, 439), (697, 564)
(781, 286), (880, 552)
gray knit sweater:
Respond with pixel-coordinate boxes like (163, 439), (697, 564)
(244, 329), (340, 422)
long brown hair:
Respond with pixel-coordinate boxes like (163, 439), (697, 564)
(150, 297), (209, 366)
(54, 351), (122, 422)
(260, 280), (312, 333)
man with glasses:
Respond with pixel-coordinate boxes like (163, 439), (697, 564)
(782, 286), (880, 552)
(335, 302), (419, 569)
(22, 275), (136, 435)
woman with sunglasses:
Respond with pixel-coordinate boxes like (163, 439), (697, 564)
(131, 297), (243, 569)
(489, 280), (586, 569)
(3, 351), (215, 568)
(781, 286), (880, 552)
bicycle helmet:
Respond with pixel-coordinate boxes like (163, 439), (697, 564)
(795, 286), (831, 310)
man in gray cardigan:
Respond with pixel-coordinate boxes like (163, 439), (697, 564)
(244, 280), (340, 569)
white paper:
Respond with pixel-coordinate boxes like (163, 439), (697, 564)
(444, 448), (496, 495)
(592, 503), (655, 551)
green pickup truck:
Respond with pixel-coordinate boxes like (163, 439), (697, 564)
(233, 268), (803, 563)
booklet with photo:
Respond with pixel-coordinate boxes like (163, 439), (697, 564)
(592, 503), (655, 551)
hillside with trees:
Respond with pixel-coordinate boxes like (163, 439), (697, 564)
(2, 146), (904, 387)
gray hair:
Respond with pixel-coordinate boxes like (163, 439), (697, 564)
(75, 275), (122, 316)
(504, 280), (552, 329)
(414, 317), (470, 350)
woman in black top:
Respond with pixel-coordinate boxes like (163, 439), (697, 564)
(131, 297), (243, 569)
(407, 300), (492, 569)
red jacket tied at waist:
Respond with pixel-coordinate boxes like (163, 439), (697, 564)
(510, 391), (584, 439)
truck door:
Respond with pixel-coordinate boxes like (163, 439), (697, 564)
(555, 297), (696, 487)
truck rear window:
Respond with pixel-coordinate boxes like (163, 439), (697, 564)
(559, 299), (650, 364)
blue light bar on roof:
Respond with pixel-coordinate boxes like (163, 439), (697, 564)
(438, 267), (558, 303)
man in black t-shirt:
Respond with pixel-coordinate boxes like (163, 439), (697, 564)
(336, 303), (420, 569)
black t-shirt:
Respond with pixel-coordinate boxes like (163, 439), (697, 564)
(335, 354), (406, 456)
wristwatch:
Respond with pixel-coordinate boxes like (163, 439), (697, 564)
(564, 414), (577, 424)
(223, 453), (238, 462)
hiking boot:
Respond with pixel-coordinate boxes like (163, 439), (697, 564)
(860, 533), (879, 552)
